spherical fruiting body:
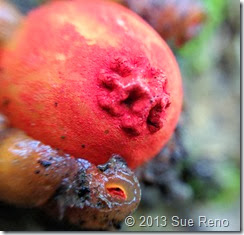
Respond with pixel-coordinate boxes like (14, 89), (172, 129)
(0, 0), (183, 168)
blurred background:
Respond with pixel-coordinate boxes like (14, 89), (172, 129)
(0, 0), (240, 231)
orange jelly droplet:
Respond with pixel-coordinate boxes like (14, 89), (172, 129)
(106, 185), (127, 200)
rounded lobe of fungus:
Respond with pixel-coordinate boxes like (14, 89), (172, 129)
(0, 123), (141, 230)
(45, 155), (141, 230)
(0, 125), (77, 207)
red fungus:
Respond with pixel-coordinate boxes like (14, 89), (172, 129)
(0, 0), (183, 168)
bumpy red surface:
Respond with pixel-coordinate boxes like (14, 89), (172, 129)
(0, 0), (183, 168)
